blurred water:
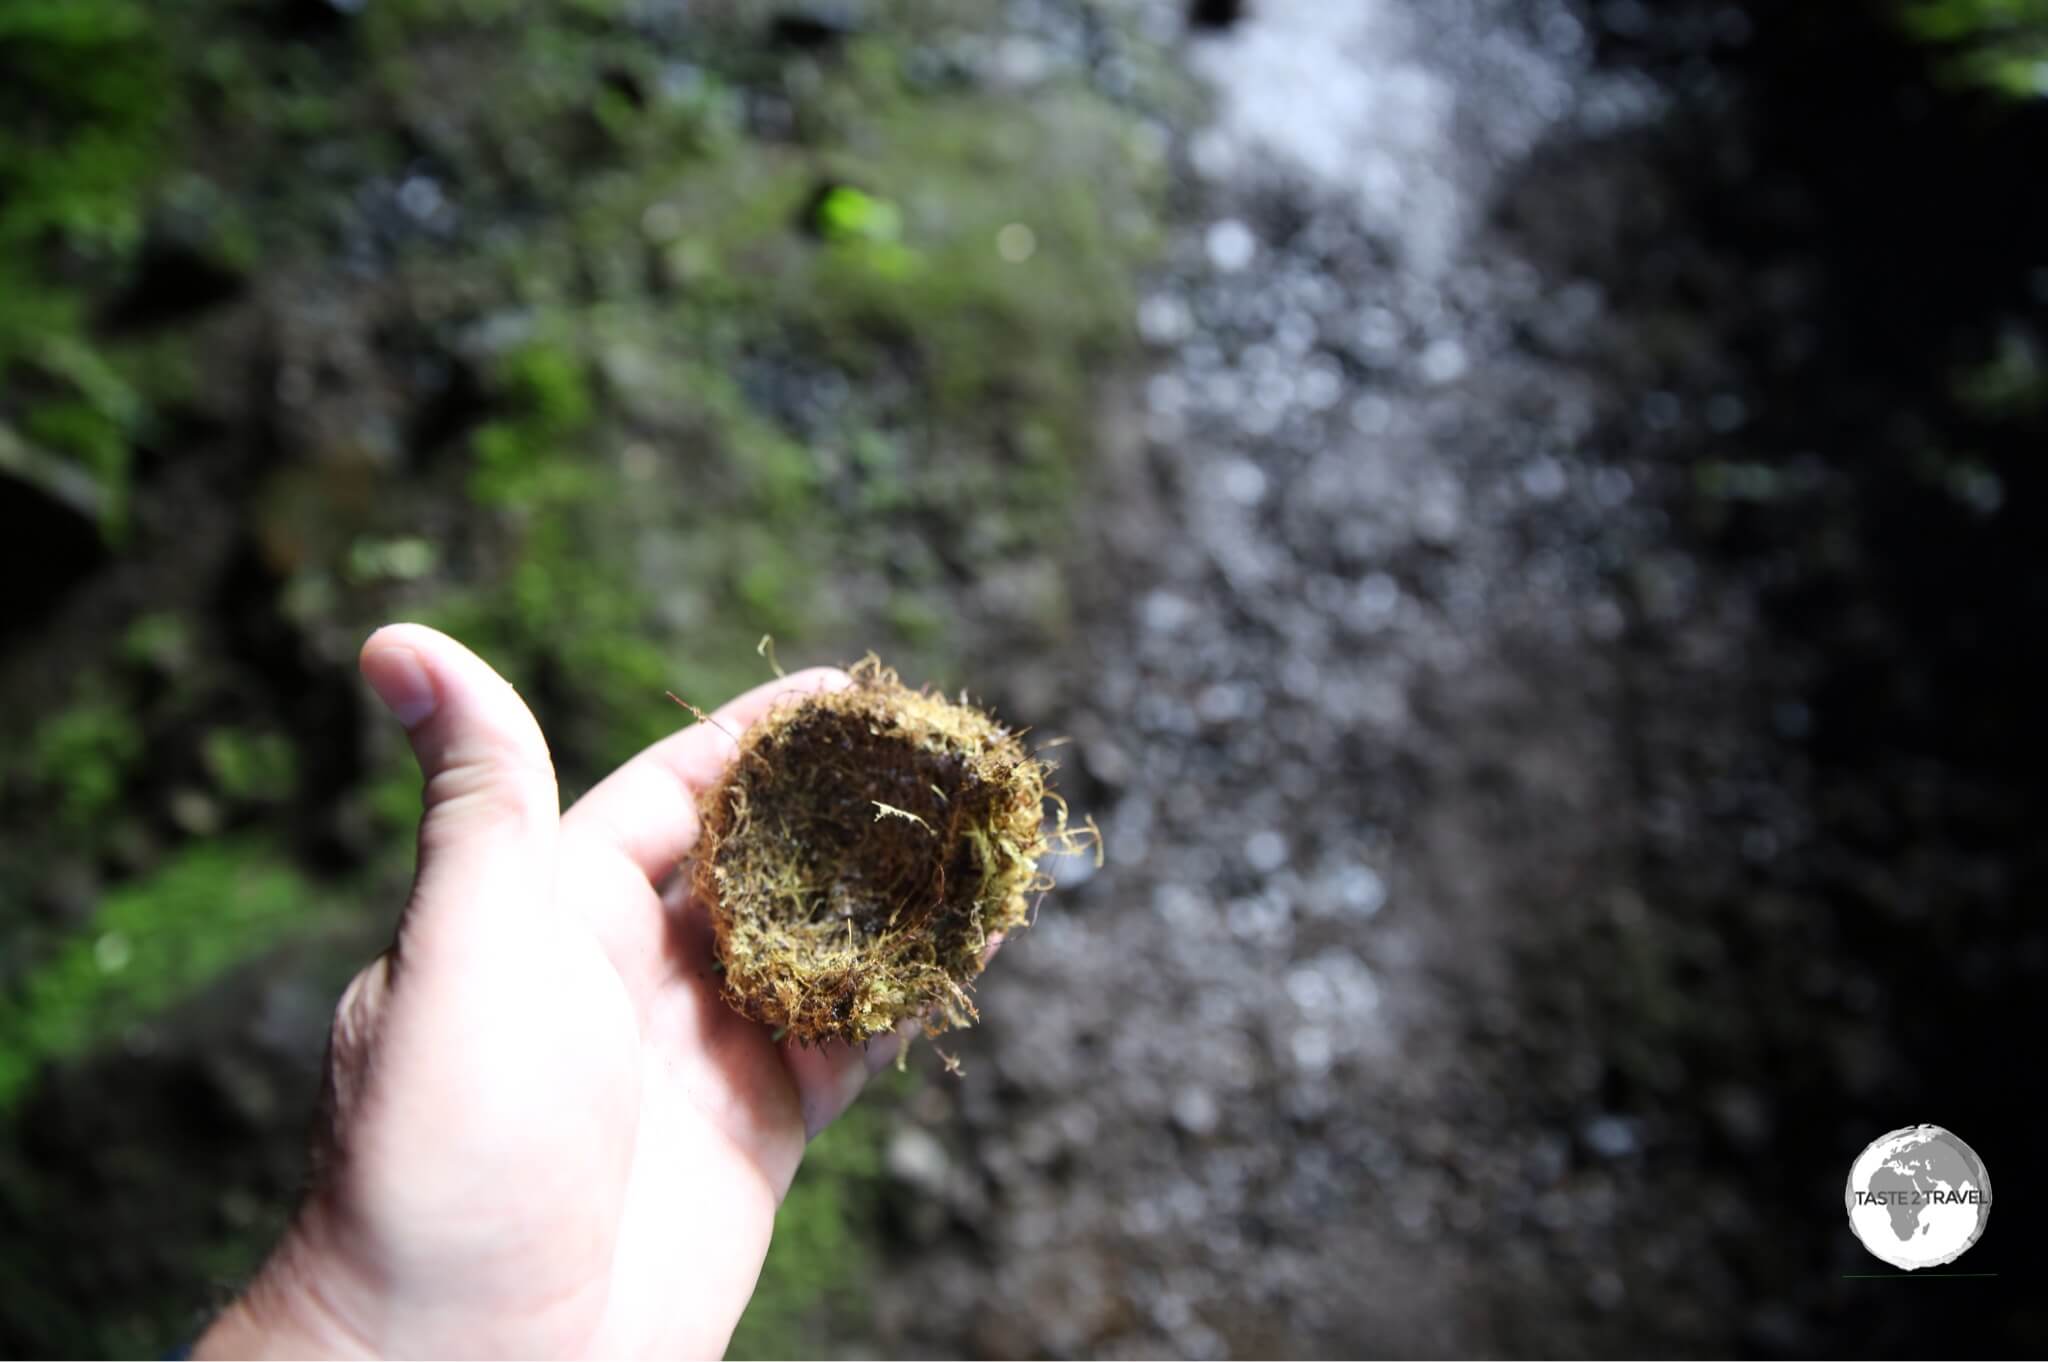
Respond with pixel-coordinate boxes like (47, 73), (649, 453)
(876, 2), (1720, 1354)
(1184, 0), (1653, 276)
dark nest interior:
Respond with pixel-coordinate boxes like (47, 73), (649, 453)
(694, 658), (1091, 1046)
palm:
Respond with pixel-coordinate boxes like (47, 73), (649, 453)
(236, 645), (875, 1360)
(545, 874), (820, 1359)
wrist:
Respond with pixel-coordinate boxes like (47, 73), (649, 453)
(195, 1208), (377, 1360)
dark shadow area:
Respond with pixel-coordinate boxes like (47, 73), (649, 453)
(1483, 1), (2048, 1351)
(0, 952), (328, 1357)
(0, 475), (107, 648)
(1188, 0), (1248, 31)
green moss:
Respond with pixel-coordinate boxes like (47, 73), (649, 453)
(502, 339), (595, 428)
(726, 1082), (895, 1361)
(796, 47), (1157, 383)
(734, 537), (812, 639)
(120, 611), (193, 672)
(194, 32), (346, 141)
(27, 696), (143, 835)
(109, 328), (205, 413)
(885, 591), (947, 647)
(364, 751), (429, 838)
(1903, 0), (2048, 95)
(338, 5), (1167, 815)
(344, 534), (441, 586)
(2, 5), (1168, 1348)
(0, 841), (323, 1111)
(202, 728), (299, 805)
(0, 0), (176, 525)
(557, 630), (693, 767)
(443, 17), (1152, 795)
(470, 420), (600, 507)
(19, 398), (126, 486)
(420, 572), (685, 775)
(0, 0), (167, 266)
(469, 337), (601, 507)
(814, 185), (906, 245)
(5, 335), (147, 535)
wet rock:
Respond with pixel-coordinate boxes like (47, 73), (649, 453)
(1580, 1114), (1642, 1160)
(885, 1126), (951, 1195)
(1204, 218), (1257, 272)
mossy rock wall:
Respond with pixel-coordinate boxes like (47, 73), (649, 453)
(0, 2), (1181, 1354)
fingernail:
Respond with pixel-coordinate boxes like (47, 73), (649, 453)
(365, 646), (437, 728)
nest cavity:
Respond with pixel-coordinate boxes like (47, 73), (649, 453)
(696, 657), (1080, 1046)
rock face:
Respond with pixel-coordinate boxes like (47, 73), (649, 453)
(0, 2), (1165, 1354)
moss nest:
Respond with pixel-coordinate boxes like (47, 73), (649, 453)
(695, 657), (1091, 1047)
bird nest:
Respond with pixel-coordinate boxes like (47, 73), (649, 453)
(694, 657), (1094, 1047)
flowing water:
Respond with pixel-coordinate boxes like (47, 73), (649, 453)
(876, 2), (2039, 1355)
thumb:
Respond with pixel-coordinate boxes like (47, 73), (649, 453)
(359, 624), (560, 949)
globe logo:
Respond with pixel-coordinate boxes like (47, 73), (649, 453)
(1844, 1124), (1993, 1270)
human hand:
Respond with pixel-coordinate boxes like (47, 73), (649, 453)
(196, 624), (895, 1359)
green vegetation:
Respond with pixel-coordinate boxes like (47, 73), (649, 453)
(0, 0), (175, 532)
(202, 728), (299, 806)
(727, 1090), (893, 1360)
(376, 17), (1160, 771)
(0, 841), (323, 1111)
(27, 696), (143, 836)
(1903, 0), (2048, 95)
(1, 0), (1167, 1352)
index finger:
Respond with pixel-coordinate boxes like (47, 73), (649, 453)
(562, 666), (850, 885)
